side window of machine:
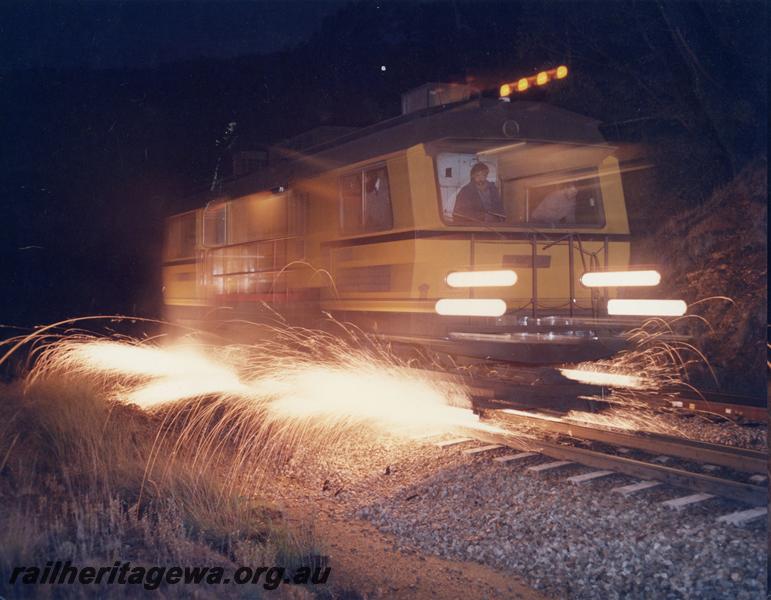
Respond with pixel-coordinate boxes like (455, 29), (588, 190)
(362, 165), (393, 231)
(339, 172), (363, 234)
(526, 171), (605, 227)
(573, 177), (604, 225)
(203, 203), (227, 246)
(180, 214), (197, 255)
(165, 212), (197, 260)
(339, 166), (393, 234)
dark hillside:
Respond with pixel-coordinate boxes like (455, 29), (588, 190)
(635, 157), (767, 397)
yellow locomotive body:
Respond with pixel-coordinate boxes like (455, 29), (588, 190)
(163, 97), (643, 363)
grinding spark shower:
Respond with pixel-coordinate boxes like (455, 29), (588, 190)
(27, 332), (500, 441)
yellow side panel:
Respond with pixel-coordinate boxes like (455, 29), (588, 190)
(472, 240), (545, 309)
(303, 176), (338, 247)
(406, 145), (444, 229)
(599, 156), (630, 234)
(322, 299), (431, 313)
(605, 241), (631, 299)
(385, 155), (413, 230)
(325, 240), (415, 303)
(321, 236), (618, 314)
(412, 239), (477, 303)
(162, 263), (205, 306)
(410, 237), (632, 313)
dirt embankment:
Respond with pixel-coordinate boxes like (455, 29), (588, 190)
(634, 157), (767, 397)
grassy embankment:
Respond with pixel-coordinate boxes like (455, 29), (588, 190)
(0, 357), (327, 599)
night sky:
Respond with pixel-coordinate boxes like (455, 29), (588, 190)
(1, 1), (347, 70)
(0, 1), (767, 329)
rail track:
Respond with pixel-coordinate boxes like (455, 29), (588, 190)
(408, 358), (767, 519)
(424, 407), (768, 524)
(473, 384), (767, 424)
(415, 364), (768, 423)
(637, 391), (768, 423)
(489, 408), (766, 474)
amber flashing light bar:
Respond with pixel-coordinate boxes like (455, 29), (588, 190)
(499, 65), (569, 97)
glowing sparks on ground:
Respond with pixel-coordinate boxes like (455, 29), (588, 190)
(28, 334), (498, 438)
(564, 408), (684, 436)
(40, 340), (248, 408)
(560, 368), (646, 389)
(256, 367), (494, 435)
(560, 314), (721, 412)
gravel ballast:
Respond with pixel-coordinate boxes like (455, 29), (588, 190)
(361, 447), (766, 599)
(277, 414), (768, 600)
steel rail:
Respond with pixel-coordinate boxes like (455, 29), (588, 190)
(458, 370), (768, 423)
(491, 408), (767, 474)
(633, 393), (767, 423)
(407, 365), (767, 422)
(467, 429), (767, 507)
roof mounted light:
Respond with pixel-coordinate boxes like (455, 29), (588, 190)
(435, 299), (507, 317)
(607, 299), (687, 317)
(581, 270), (661, 288)
(446, 270), (518, 288)
(498, 65), (569, 97)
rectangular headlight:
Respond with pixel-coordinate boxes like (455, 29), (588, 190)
(581, 270), (661, 287)
(607, 299), (686, 316)
(446, 270), (517, 288)
(435, 298), (507, 317)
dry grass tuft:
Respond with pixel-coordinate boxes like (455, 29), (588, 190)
(0, 319), (471, 598)
(0, 374), (321, 598)
(10, 322), (477, 491)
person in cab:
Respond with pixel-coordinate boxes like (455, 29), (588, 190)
(531, 180), (578, 224)
(452, 162), (505, 223)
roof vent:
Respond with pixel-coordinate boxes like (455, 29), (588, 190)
(401, 82), (476, 115)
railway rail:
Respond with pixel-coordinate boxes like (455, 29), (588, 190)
(490, 408), (766, 474)
(434, 435), (767, 525)
(637, 392), (767, 423)
(410, 356), (767, 512)
(415, 364), (768, 423)
(439, 408), (768, 512)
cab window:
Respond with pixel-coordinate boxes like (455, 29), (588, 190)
(436, 152), (500, 223)
(434, 142), (611, 227)
(339, 165), (393, 233)
(503, 169), (605, 226)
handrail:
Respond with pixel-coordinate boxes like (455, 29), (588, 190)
(200, 234), (299, 251)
